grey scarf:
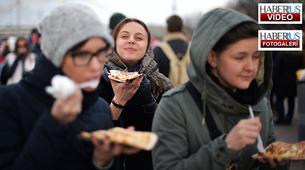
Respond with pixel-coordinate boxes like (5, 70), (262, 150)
(106, 46), (173, 99)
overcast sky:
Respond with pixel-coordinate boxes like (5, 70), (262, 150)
(0, 0), (230, 27)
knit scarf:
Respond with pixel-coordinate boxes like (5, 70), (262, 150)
(106, 46), (173, 98)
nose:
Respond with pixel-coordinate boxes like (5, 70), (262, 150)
(245, 58), (256, 71)
(128, 37), (135, 44)
(89, 57), (103, 70)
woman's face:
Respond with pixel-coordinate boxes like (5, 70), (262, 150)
(115, 22), (148, 66)
(16, 39), (28, 56)
(62, 37), (110, 91)
(208, 38), (261, 90)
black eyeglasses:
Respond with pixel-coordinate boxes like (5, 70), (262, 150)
(70, 45), (111, 67)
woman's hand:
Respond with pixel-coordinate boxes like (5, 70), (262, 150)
(51, 85), (83, 124)
(225, 117), (262, 151)
(92, 127), (140, 167)
(110, 76), (143, 105)
(256, 152), (289, 168)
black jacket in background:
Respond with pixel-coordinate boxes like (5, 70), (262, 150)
(273, 51), (304, 97)
(153, 39), (188, 77)
(0, 56), (114, 170)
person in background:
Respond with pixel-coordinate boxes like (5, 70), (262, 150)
(272, 51), (304, 124)
(0, 3), (138, 170)
(99, 18), (172, 170)
(0, 38), (10, 63)
(0, 39), (10, 83)
(152, 8), (288, 170)
(109, 12), (126, 33)
(29, 28), (42, 56)
(1, 37), (36, 85)
(154, 15), (189, 86)
(28, 28), (40, 50)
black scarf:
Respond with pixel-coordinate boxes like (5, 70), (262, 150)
(208, 69), (261, 105)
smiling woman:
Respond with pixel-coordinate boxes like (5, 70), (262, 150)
(99, 18), (173, 170)
(115, 22), (149, 66)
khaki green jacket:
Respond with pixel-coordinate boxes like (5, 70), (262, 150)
(152, 8), (276, 170)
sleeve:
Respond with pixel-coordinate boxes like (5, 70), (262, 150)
(0, 107), (24, 170)
(136, 77), (157, 114)
(99, 70), (114, 104)
(266, 99), (276, 145)
(0, 108), (72, 170)
(152, 96), (239, 170)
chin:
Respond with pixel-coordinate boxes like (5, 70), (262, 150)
(236, 83), (251, 90)
(82, 87), (96, 92)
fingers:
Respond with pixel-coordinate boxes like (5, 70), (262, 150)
(129, 77), (142, 92)
(226, 117), (263, 151)
(51, 88), (83, 124)
(240, 117), (262, 129)
(133, 76), (143, 86)
(240, 118), (262, 142)
(256, 153), (287, 168)
(263, 154), (275, 164)
(112, 144), (123, 156)
(109, 78), (119, 87)
(61, 91), (82, 113)
(93, 135), (111, 152)
(126, 126), (135, 131)
(122, 147), (140, 155)
(92, 136), (113, 167)
(256, 155), (267, 164)
(112, 77), (142, 101)
(93, 138), (138, 156)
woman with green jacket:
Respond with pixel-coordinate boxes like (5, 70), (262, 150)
(152, 8), (288, 170)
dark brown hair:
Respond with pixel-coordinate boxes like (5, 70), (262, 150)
(14, 37), (30, 54)
(166, 15), (183, 32)
(212, 22), (260, 55)
(112, 18), (151, 50)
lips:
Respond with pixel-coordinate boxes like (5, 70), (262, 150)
(125, 48), (136, 52)
(84, 75), (100, 82)
(240, 75), (254, 80)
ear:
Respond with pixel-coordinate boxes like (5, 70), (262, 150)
(207, 51), (217, 68)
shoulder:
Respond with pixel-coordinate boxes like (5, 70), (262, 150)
(89, 97), (112, 123)
(96, 97), (110, 107)
(153, 85), (191, 128)
(5, 53), (16, 59)
(0, 84), (20, 101)
(156, 84), (190, 110)
(162, 84), (188, 98)
(153, 46), (166, 60)
(29, 53), (36, 60)
(101, 67), (111, 84)
(0, 84), (23, 114)
(5, 53), (16, 64)
(94, 97), (111, 112)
